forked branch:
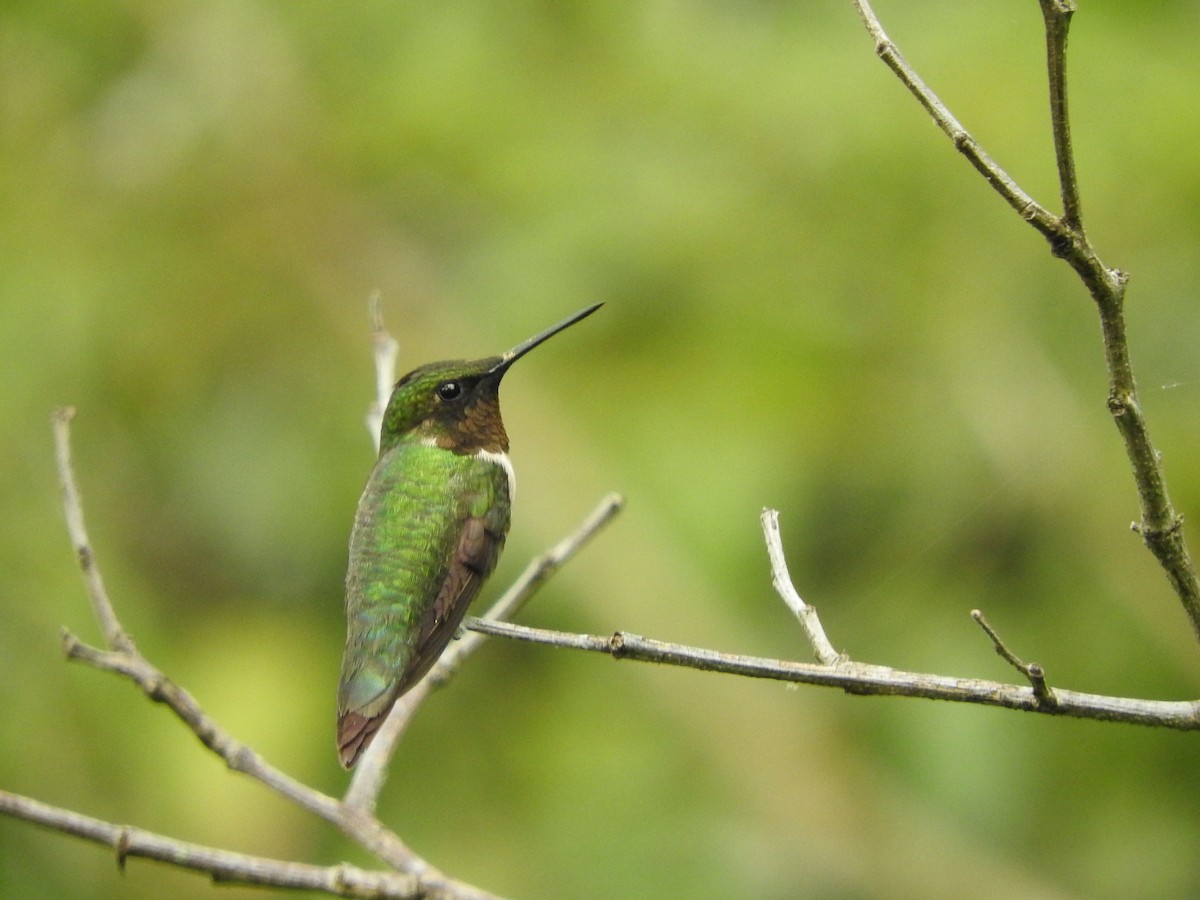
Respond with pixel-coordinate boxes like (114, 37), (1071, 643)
(7, 8), (1200, 899)
(467, 512), (1200, 730)
(850, 0), (1200, 642)
(3, 318), (622, 896)
(2, 408), (626, 898)
(0, 791), (418, 899)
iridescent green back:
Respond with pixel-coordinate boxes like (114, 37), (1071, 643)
(336, 439), (511, 764)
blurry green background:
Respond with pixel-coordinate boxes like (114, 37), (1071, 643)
(5, 1), (1200, 898)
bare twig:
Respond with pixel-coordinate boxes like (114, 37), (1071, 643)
(58, 633), (371, 849)
(849, 0), (1200, 643)
(850, 0), (1056, 237)
(345, 491), (625, 812)
(0, 790), (421, 899)
(1040, 0), (1082, 228)
(342, 683), (429, 814)
(26, 304), (609, 896)
(467, 618), (1199, 729)
(760, 509), (842, 666)
(52, 407), (134, 654)
(17, 14), (1200, 898)
(971, 610), (1055, 707)
(467, 504), (1200, 730)
(39, 410), (498, 899)
(367, 291), (400, 453)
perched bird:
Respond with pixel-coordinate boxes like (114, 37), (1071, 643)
(336, 304), (602, 767)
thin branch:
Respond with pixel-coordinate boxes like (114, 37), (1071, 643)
(57, 629), (499, 894)
(40, 410), (498, 899)
(467, 618), (1200, 729)
(52, 407), (134, 654)
(59, 633), (344, 830)
(1040, 0), (1082, 228)
(469, 508), (1199, 730)
(29, 302), (603, 897)
(0, 790), (420, 899)
(345, 491), (625, 813)
(21, 16), (1200, 898)
(342, 683), (429, 815)
(971, 610), (1055, 707)
(367, 291), (400, 453)
(849, 0), (1200, 643)
(849, 0), (1057, 239)
(760, 509), (842, 665)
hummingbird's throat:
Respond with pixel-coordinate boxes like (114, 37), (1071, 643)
(425, 394), (509, 454)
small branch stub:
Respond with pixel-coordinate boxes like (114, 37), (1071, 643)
(761, 509), (842, 666)
(972, 609), (1056, 707)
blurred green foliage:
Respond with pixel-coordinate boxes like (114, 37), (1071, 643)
(4, 1), (1200, 898)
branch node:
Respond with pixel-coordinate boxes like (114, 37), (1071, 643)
(60, 628), (82, 659)
(1140, 516), (1184, 543)
(329, 862), (351, 891)
(226, 743), (255, 773)
(971, 610), (1057, 706)
(1046, 229), (1074, 259)
(114, 826), (133, 872)
(1106, 390), (1131, 417)
(1025, 663), (1056, 707)
(1042, 0), (1076, 22)
(609, 632), (628, 658)
(145, 672), (169, 703)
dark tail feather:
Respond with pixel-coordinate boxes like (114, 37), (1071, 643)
(337, 709), (386, 768)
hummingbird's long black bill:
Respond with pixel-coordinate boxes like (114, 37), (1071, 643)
(490, 303), (603, 375)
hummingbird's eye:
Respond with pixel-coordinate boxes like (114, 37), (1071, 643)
(437, 381), (463, 402)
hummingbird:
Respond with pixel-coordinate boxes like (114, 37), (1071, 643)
(336, 303), (602, 768)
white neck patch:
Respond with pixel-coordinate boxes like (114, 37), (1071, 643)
(476, 448), (516, 501)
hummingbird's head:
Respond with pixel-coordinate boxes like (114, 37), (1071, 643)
(379, 356), (510, 455)
(376, 303), (603, 456)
